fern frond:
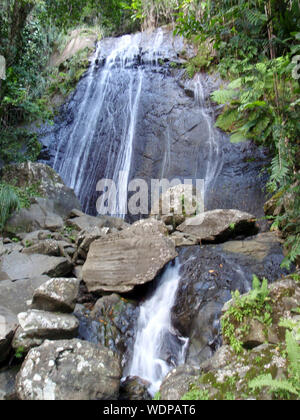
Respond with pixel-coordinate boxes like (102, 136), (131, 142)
(230, 131), (248, 143)
(215, 108), (239, 131)
(211, 89), (238, 104)
(286, 330), (300, 376)
(249, 374), (298, 396)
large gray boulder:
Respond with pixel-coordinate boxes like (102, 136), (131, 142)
(5, 198), (64, 234)
(176, 209), (258, 243)
(67, 214), (129, 232)
(12, 310), (79, 352)
(0, 367), (19, 400)
(0, 277), (49, 316)
(160, 365), (201, 400)
(82, 219), (177, 293)
(16, 339), (121, 400)
(31, 278), (80, 313)
(0, 306), (18, 363)
(0, 252), (72, 281)
(151, 184), (203, 228)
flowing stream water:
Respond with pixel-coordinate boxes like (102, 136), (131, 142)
(125, 261), (189, 396)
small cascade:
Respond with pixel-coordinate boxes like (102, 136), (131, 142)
(125, 260), (188, 397)
(193, 74), (224, 197)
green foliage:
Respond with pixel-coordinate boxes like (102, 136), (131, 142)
(279, 315), (300, 341)
(0, 128), (42, 164)
(0, 184), (21, 230)
(122, 0), (180, 29)
(249, 331), (300, 399)
(15, 346), (26, 359)
(0, 180), (41, 231)
(47, 47), (92, 99)
(0, 1), (134, 166)
(153, 391), (161, 400)
(221, 275), (272, 353)
(185, 44), (213, 77)
(181, 386), (210, 401)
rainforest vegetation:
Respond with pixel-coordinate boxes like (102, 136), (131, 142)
(0, 0), (299, 266)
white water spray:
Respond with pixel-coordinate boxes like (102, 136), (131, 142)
(193, 74), (224, 197)
(126, 261), (188, 396)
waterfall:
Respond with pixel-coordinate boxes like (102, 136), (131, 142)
(125, 260), (189, 397)
(52, 30), (164, 216)
(193, 74), (223, 197)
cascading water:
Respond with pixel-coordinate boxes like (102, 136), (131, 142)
(52, 30), (165, 216)
(193, 74), (223, 195)
(125, 260), (188, 396)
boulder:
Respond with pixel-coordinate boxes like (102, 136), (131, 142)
(172, 233), (288, 366)
(221, 277), (300, 351)
(12, 310), (79, 352)
(0, 367), (19, 400)
(0, 252), (72, 281)
(170, 231), (199, 247)
(151, 184), (203, 226)
(75, 295), (138, 362)
(0, 277), (49, 315)
(161, 342), (291, 400)
(0, 306), (18, 363)
(31, 278), (80, 313)
(22, 240), (61, 256)
(119, 377), (152, 400)
(222, 232), (283, 261)
(176, 209), (258, 243)
(184, 344), (287, 400)
(20, 230), (62, 245)
(0, 240), (5, 257)
(82, 219), (177, 293)
(1, 162), (81, 217)
(16, 339), (121, 400)
(5, 198), (64, 234)
(67, 214), (129, 232)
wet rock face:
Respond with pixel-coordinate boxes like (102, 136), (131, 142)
(16, 339), (121, 400)
(74, 294), (138, 367)
(39, 28), (269, 220)
(119, 376), (152, 400)
(172, 233), (289, 366)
